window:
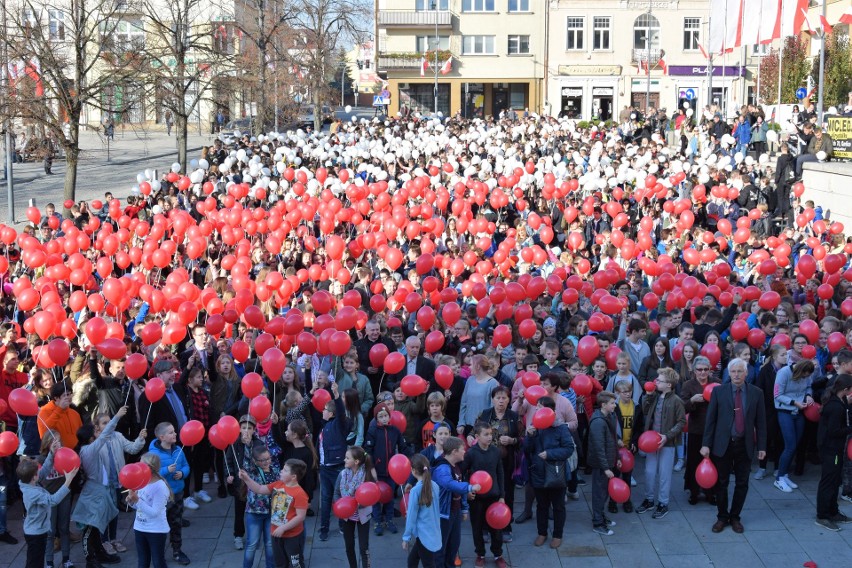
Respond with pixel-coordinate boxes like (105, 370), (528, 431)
(508, 0), (530, 11)
(508, 35), (530, 54)
(416, 0), (448, 9)
(633, 13), (660, 50)
(462, 35), (496, 54)
(463, 0), (495, 12)
(416, 35), (450, 52)
(683, 17), (700, 50)
(114, 19), (145, 51)
(751, 43), (770, 56)
(49, 9), (65, 41)
(566, 17), (584, 50)
(593, 16), (611, 51)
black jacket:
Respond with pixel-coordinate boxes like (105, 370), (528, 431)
(817, 394), (852, 455)
(587, 410), (618, 470)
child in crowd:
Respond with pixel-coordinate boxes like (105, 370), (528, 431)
(612, 381), (643, 503)
(19, 451), (78, 568)
(419, 392), (452, 451)
(607, 352), (642, 404)
(366, 402), (411, 536)
(461, 422), (507, 568)
(37, 430), (74, 568)
(240, 459), (310, 568)
(127, 453), (172, 568)
(403, 454), (442, 568)
(282, 420), (317, 516)
(333, 446), (375, 568)
(432, 437), (480, 568)
(391, 381), (427, 444)
(317, 382), (349, 542)
(588, 392), (620, 536)
(148, 422), (191, 565)
(242, 445), (279, 568)
(226, 415), (260, 550)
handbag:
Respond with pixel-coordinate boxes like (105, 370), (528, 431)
(543, 459), (567, 489)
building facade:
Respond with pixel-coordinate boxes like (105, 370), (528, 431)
(375, 0), (546, 117)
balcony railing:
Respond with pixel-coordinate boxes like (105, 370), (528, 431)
(378, 10), (453, 27)
(378, 50), (454, 70)
(632, 48), (662, 64)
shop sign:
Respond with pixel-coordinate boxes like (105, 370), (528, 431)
(558, 65), (621, 76)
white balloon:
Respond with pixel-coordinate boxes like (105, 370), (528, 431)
(766, 129), (778, 142)
(345, 105), (352, 113)
(817, 151), (827, 161)
(198, 159), (209, 170)
(171, 163), (181, 173)
(136, 173), (145, 184)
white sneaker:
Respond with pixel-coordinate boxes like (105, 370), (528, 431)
(782, 476), (799, 490)
(774, 478), (793, 493)
(754, 468), (766, 480)
(195, 490), (212, 503)
(673, 459), (685, 472)
(567, 491), (580, 501)
(202, 473), (210, 484)
(184, 496), (200, 510)
(234, 536), (244, 550)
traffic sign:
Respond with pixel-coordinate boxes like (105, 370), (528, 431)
(373, 96), (384, 107)
(796, 88), (807, 100)
(685, 89), (696, 101)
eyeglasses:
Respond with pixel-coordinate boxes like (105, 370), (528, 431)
(694, 368), (710, 372)
(255, 457), (271, 463)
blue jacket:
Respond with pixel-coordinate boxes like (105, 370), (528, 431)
(148, 439), (190, 495)
(734, 121), (752, 144)
(525, 423), (575, 489)
(319, 396), (350, 467)
(365, 421), (411, 479)
(431, 456), (471, 519)
(402, 480), (442, 552)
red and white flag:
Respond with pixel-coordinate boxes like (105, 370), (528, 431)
(439, 56), (452, 75)
(637, 58), (645, 74)
(820, 14), (833, 34)
(698, 42), (709, 60)
(801, 7), (815, 33)
(658, 50), (668, 75)
(24, 58), (43, 97)
(840, 6), (852, 25)
(420, 57), (429, 77)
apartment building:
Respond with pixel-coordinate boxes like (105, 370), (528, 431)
(375, 0), (546, 117)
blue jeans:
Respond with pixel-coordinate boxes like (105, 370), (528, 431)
(778, 411), (805, 477)
(47, 490), (72, 562)
(434, 510), (461, 568)
(243, 512), (274, 568)
(134, 530), (168, 568)
(319, 464), (343, 534)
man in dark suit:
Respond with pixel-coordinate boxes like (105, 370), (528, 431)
(179, 324), (215, 371)
(389, 335), (436, 387)
(139, 359), (188, 434)
(701, 358), (766, 534)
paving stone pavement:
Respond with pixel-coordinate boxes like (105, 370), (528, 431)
(0, 459), (849, 567)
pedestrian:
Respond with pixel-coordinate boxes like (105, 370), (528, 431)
(701, 358), (767, 533)
(147, 422), (191, 565)
(588, 391), (620, 536)
(636, 367), (686, 520)
(814, 374), (852, 531)
(773, 360), (816, 493)
(402, 454), (441, 568)
(432, 436), (479, 568)
(127, 453), (171, 568)
(333, 446), (374, 568)
(317, 382), (349, 542)
(165, 110), (174, 136)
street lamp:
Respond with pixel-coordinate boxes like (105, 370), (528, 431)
(645, 6), (653, 114)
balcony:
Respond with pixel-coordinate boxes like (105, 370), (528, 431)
(632, 48), (662, 64)
(378, 50), (454, 71)
(378, 10), (453, 28)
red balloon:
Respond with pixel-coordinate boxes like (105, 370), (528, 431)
(0, 431), (17, 457)
(125, 353), (148, 380)
(312, 389), (332, 412)
(571, 374), (593, 397)
(435, 365), (454, 390)
(208, 424), (228, 450)
(470, 471), (493, 494)
(524, 385), (547, 405)
(145, 378), (166, 403)
(695, 458), (718, 489)
(261, 348), (286, 382)
(97, 338), (127, 360)
(618, 447), (634, 473)
(390, 410), (407, 433)
(608, 477), (631, 503)
(369, 343), (390, 368)
(217, 415), (240, 444)
(333, 496), (358, 519)
(249, 396), (272, 422)
(827, 332), (847, 353)
(703, 382), (721, 402)
(485, 502), (512, 530)
(383, 352), (405, 374)
(747, 329), (766, 349)
(9, 388), (39, 416)
(803, 403), (821, 422)
(119, 462), (152, 490)
(53, 448), (81, 474)
(637, 431), (662, 453)
(644, 381), (656, 394)
(47, 338), (70, 366)
(521, 372), (541, 388)
(377, 480), (393, 504)
(577, 336), (600, 366)
(401, 375), (427, 397)
(179, 420), (205, 447)
(388, 454), (412, 485)
(532, 407), (556, 429)
(355, 481), (381, 507)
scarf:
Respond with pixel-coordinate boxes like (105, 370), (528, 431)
(257, 420), (273, 437)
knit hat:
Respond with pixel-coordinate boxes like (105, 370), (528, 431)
(373, 402), (391, 419)
(543, 317), (557, 329)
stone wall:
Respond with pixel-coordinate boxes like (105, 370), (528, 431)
(801, 162), (852, 229)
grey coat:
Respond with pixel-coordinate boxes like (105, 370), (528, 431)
(71, 413), (127, 532)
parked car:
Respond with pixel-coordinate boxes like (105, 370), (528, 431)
(297, 105), (334, 128)
(223, 117), (252, 131)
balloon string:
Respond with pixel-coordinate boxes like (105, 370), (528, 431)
(222, 451), (231, 479)
(230, 444), (240, 469)
(144, 405), (152, 431)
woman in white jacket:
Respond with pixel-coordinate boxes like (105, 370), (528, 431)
(127, 453), (172, 568)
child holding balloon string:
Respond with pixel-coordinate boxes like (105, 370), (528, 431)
(282, 420), (317, 516)
(37, 430), (76, 568)
(225, 415), (261, 550)
(333, 446), (376, 568)
(125, 453), (172, 568)
(365, 402), (412, 536)
(402, 454), (441, 568)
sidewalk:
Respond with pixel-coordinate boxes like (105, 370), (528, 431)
(0, 459), (847, 567)
(0, 128), (212, 226)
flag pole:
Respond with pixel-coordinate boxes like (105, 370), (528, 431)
(776, 37), (784, 107)
(816, 0), (826, 123)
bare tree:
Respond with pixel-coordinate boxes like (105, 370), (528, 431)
(1, 0), (139, 205)
(139, 0), (231, 171)
(289, 0), (371, 132)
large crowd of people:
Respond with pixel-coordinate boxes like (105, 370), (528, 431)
(0, 103), (851, 568)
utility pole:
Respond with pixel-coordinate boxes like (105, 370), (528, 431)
(2, 0), (14, 225)
(432, 0), (439, 114)
(645, 6), (652, 113)
(817, 0), (826, 123)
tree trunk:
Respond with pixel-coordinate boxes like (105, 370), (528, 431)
(63, 117), (81, 209)
(177, 114), (188, 173)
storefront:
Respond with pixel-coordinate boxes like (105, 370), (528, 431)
(398, 82), (451, 116)
(387, 78), (539, 118)
(631, 79), (660, 112)
(550, 65), (621, 120)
